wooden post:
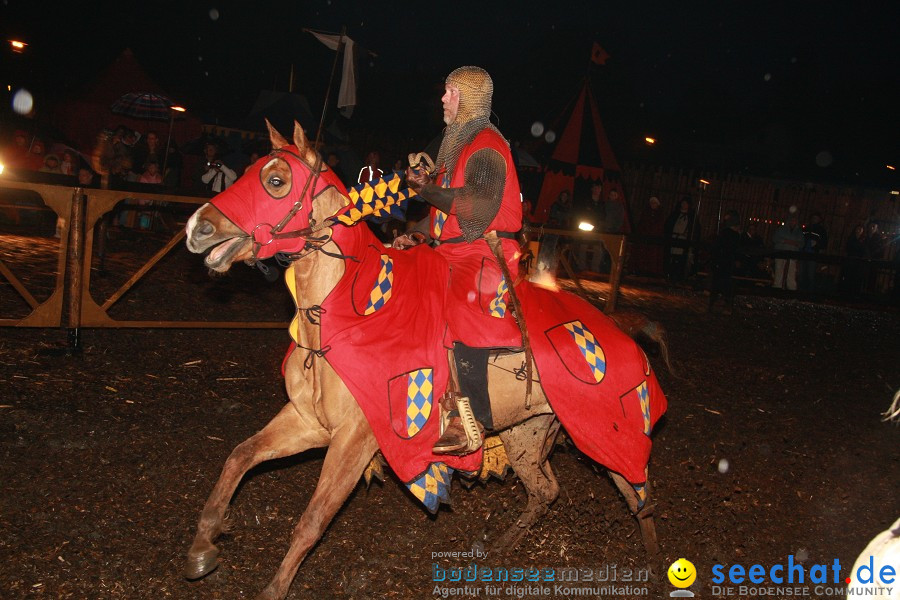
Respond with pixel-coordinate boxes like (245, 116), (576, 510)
(605, 235), (626, 313)
(65, 186), (85, 352)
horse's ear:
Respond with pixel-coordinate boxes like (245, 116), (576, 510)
(266, 119), (289, 149)
(292, 121), (310, 149)
(292, 121), (318, 164)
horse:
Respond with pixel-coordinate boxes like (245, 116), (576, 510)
(183, 121), (666, 600)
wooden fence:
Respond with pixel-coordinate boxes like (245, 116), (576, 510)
(0, 181), (286, 329)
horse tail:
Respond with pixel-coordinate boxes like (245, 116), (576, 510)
(608, 311), (678, 378)
(883, 389), (900, 423)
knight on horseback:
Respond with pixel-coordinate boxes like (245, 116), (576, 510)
(399, 66), (524, 455)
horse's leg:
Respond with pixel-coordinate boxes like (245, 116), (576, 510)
(493, 414), (561, 553)
(185, 403), (330, 579)
(255, 421), (378, 600)
(608, 468), (660, 555)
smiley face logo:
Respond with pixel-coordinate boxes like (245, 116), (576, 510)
(667, 558), (697, 588)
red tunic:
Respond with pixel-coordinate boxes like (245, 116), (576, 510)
(429, 129), (524, 349)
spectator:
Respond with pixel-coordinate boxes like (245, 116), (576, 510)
(799, 212), (828, 291)
(603, 188), (625, 233)
(326, 151), (347, 185)
(3, 129), (31, 168)
(548, 189), (573, 229)
(865, 222), (883, 259)
(39, 153), (62, 174)
(197, 141), (237, 193)
(631, 195), (666, 276)
(664, 196), (697, 282)
(133, 130), (164, 172)
(23, 138), (47, 171)
(357, 150), (383, 184)
(575, 182), (606, 273)
(77, 167), (98, 188)
(139, 161), (163, 184)
(737, 222), (766, 278)
(59, 150), (79, 176)
(771, 209), (805, 290)
(840, 224), (867, 298)
(708, 210), (742, 314)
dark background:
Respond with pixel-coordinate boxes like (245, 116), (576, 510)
(1, 0), (898, 184)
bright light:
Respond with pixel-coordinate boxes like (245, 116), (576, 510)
(699, 178), (711, 185)
(0, 162), (5, 175)
(10, 40), (27, 53)
(891, 190), (899, 196)
(170, 105), (186, 112)
(887, 165), (896, 171)
(578, 221), (595, 232)
(644, 136), (656, 145)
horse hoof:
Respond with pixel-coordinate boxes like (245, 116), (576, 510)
(184, 544), (220, 580)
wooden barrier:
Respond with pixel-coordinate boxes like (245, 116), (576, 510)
(0, 181), (286, 329)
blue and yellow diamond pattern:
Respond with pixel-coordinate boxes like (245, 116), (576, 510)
(364, 255), (394, 315)
(563, 320), (606, 383)
(431, 172), (451, 239)
(432, 211), (447, 239)
(335, 172), (417, 226)
(489, 279), (509, 318)
(405, 368), (433, 437)
(637, 381), (651, 436)
(407, 462), (453, 514)
(633, 482), (647, 509)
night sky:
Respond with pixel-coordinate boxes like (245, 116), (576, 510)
(2, 0), (898, 184)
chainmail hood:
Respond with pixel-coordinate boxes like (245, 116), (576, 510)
(436, 66), (501, 179)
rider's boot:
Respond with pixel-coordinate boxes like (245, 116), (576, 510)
(432, 344), (492, 455)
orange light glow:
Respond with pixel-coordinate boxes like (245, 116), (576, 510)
(887, 165), (896, 171)
(170, 105), (186, 112)
(644, 137), (656, 145)
(699, 179), (711, 185)
(10, 40), (26, 52)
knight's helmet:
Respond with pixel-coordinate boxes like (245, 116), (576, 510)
(445, 66), (493, 126)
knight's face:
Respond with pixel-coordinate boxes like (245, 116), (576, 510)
(442, 84), (460, 125)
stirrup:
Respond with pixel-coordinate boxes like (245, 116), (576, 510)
(455, 396), (483, 453)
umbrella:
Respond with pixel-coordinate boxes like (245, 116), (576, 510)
(111, 91), (186, 177)
(110, 92), (175, 121)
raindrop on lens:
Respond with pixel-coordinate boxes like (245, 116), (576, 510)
(12, 88), (33, 115)
(815, 151), (833, 167)
(544, 130), (556, 143)
(466, 291), (477, 303)
(717, 458), (729, 473)
(530, 122), (544, 137)
(209, 8), (219, 21)
(764, 73), (771, 81)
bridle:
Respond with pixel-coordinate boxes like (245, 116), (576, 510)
(247, 147), (347, 266)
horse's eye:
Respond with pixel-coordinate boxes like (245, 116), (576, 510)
(268, 176), (283, 187)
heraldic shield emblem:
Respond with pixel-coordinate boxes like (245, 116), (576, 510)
(545, 319), (607, 385)
(388, 368), (434, 439)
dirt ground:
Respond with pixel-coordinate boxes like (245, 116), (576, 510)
(1, 232), (898, 599)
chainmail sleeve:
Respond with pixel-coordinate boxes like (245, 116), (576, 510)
(456, 148), (506, 242)
(416, 147), (507, 242)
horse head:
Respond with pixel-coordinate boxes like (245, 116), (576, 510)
(185, 120), (347, 272)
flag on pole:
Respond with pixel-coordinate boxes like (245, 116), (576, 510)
(309, 30), (357, 117)
(591, 42), (610, 65)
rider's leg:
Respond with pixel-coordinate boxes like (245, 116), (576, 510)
(432, 343), (491, 455)
(453, 342), (492, 430)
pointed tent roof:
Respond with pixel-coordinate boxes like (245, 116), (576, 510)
(533, 78), (630, 231)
